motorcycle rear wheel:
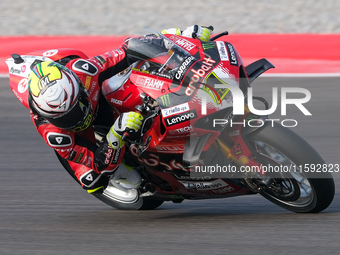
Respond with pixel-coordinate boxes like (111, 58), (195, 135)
(55, 152), (164, 210)
(92, 180), (164, 210)
(246, 122), (335, 213)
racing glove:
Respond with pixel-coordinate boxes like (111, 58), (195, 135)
(106, 112), (144, 149)
(182, 25), (213, 42)
(161, 28), (182, 36)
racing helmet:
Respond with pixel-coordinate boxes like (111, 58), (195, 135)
(28, 61), (93, 132)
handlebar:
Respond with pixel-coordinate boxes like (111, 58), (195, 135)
(210, 31), (229, 41)
(121, 104), (160, 144)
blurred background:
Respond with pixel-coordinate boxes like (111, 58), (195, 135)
(1, 2), (340, 255)
(0, 0), (339, 35)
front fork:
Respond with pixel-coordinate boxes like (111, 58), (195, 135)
(214, 106), (273, 192)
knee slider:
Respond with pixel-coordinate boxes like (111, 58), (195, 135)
(79, 169), (109, 191)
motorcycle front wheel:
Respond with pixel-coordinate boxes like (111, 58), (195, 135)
(245, 122), (335, 213)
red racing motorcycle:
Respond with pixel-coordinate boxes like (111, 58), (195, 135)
(6, 28), (335, 212)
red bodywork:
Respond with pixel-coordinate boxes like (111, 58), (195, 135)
(101, 35), (257, 199)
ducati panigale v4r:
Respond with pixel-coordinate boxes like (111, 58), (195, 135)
(6, 28), (335, 212)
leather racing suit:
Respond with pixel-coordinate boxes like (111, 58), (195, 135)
(29, 44), (130, 193)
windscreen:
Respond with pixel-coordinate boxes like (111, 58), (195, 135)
(127, 28), (194, 81)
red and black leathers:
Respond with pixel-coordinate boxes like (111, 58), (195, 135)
(29, 45), (130, 192)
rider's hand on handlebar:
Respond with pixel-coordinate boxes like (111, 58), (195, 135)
(106, 112), (144, 149)
(182, 25), (214, 42)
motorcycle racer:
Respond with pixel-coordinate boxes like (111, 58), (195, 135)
(27, 25), (213, 194)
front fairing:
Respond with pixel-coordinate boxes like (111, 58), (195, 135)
(126, 29), (198, 104)
(127, 28), (193, 77)
(127, 29), (245, 111)
(107, 28), (247, 157)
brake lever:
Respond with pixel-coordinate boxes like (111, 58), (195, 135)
(122, 107), (160, 143)
(121, 129), (132, 142)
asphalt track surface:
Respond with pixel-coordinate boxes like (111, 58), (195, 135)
(1, 77), (340, 255)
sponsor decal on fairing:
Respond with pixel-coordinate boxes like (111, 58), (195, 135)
(169, 36), (196, 51)
(164, 109), (198, 127)
(226, 43), (238, 66)
(155, 145), (186, 153)
(110, 98), (123, 105)
(135, 76), (165, 90)
(179, 179), (231, 191)
(185, 57), (216, 96)
(168, 125), (194, 135)
(174, 56), (196, 81)
(161, 102), (190, 117)
(216, 41), (229, 61)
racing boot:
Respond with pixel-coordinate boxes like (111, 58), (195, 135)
(111, 163), (142, 190)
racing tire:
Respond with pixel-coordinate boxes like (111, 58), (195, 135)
(92, 192), (164, 210)
(55, 151), (164, 210)
(245, 122), (335, 213)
